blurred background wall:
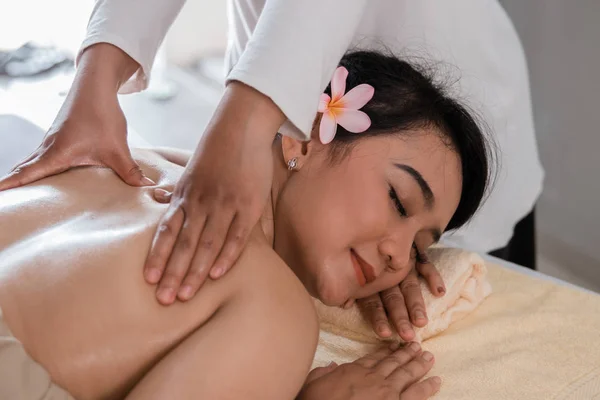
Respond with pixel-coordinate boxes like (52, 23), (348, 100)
(500, 0), (600, 286)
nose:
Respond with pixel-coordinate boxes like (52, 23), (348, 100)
(378, 235), (414, 273)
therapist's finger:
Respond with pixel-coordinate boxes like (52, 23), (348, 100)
(177, 210), (234, 301)
(416, 259), (445, 297)
(9, 150), (38, 172)
(357, 293), (392, 338)
(400, 269), (428, 327)
(380, 285), (415, 342)
(153, 189), (172, 204)
(209, 213), (252, 279)
(159, 210), (207, 304)
(0, 156), (65, 192)
(144, 205), (184, 286)
(107, 147), (155, 187)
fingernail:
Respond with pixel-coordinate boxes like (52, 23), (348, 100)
(142, 177), (156, 186)
(432, 376), (442, 385)
(178, 285), (193, 300)
(327, 361), (338, 368)
(146, 268), (162, 283)
(438, 286), (446, 295)
(422, 351), (434, 361)
(415, 311), (426, 320)
(211, 268), (223, 279)
(409, 342), (421, 352)
(400, 324), (413, 334)
(157, 288), (175, 304)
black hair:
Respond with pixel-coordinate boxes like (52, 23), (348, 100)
(324, 50), (494, 231)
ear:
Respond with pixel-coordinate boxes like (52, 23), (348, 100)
(281, 136), (316, 170)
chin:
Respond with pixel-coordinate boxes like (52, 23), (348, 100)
(314, 275), (349, 307)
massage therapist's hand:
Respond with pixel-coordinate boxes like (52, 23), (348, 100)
(0, 44), (154, 192)
(144, 82), (286, 305)
(297, 342), (441, 400)
(357, 260), (446, 341)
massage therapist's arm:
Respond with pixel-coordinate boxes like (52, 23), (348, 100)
(0, 0), (188, 192)
(145, 0), (370, 305)
(0, 43), (153, 190)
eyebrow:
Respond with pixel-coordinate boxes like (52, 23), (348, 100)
(394, 163), (443, 243)
(394, 163), (434, 209)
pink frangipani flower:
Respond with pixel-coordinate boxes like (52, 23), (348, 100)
(318, 66), (375, 144)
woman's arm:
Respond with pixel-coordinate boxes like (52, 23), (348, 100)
(129, 242), (320, 399)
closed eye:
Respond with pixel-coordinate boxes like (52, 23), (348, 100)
(388, 185), (427, 264)
(389, 185), (406, 216)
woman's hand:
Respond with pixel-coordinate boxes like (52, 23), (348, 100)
(298, 342), (441, 400)
(0, 44), (152, 192)
(143, 82), (286, 305)
(357, 260), (446, 341)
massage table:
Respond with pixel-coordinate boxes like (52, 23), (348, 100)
(313, 248), (600, 400)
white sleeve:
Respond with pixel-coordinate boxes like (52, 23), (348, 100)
(226, 0), (368, 140)
(76, 0), (187, 94)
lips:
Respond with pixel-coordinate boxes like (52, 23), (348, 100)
(350, 249), (377, 287)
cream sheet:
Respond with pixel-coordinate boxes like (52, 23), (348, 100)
(313, 258), (600, 399)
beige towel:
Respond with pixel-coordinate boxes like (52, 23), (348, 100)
(315, 248), (492, 345)
(312, 250), (600, 400)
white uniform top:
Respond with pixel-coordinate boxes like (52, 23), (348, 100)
(78, 0), (544, 253)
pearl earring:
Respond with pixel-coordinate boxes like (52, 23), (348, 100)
(287, 157), (298, 171)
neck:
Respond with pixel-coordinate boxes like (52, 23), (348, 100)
(259, 138), (290, 246)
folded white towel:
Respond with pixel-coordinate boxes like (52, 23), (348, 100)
(314, 247), (492, 344)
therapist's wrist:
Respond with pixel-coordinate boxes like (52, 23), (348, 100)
(222, 80), (287, 146)
(75, 43), (140, 95)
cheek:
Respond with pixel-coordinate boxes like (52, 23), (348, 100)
(274, 168), (393, 305)
(287, 168), (389, 247)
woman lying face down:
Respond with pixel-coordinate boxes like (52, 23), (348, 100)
(0, 51), (490, 399)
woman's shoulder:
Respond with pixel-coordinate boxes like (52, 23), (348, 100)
(225, 228), (320, 347)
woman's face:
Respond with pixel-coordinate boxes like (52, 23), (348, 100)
(273, 129), (462, 306)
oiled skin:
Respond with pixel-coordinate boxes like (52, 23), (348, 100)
(0, 149), (318, 399)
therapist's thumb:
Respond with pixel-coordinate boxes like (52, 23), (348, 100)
(109, 150), (155, 187)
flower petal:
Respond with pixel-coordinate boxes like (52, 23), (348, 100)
(336, 109), (371, 133)
(341, 84), (375, 110)
(318, 93), (331, 113)
(319, 112), (338, 144)
(330, 67), (348, 102)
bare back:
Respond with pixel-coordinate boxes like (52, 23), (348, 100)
(0, 149), (318, 399)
